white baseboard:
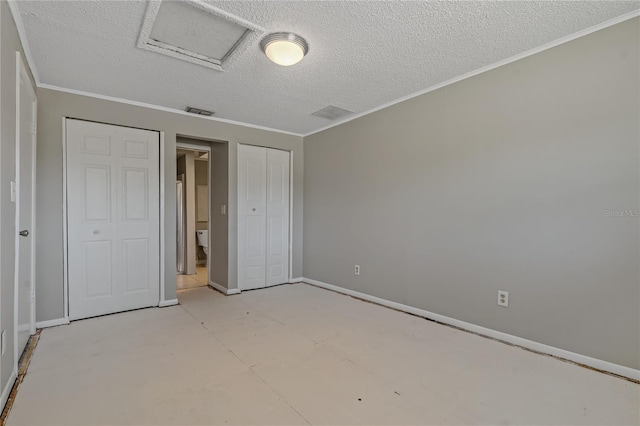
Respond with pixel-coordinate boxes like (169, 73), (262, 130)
(159, 299), (179, 307)
(36, 317), (70, 329)
(289, 277), (303, 283)
(303, 278), (640, 382)
(209, 281), (241, 295)
(0, 370), (17, 414)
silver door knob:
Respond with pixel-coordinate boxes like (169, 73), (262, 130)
(19, 230), (29, 237)
(93, 230), (100, 235)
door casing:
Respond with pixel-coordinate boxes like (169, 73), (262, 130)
(175, 141), (212, 283)
(62, 119), (168, 320)
(13, 52), (37, 370)
(237, 143), (293, 291)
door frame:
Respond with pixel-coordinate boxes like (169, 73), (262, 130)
(237, 143), (293, 291)
(62, 119), (167, 320)
(13, 52), (37, 369)
(175, 141), (212, 283)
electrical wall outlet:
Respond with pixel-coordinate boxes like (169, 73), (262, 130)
(354, 265), (360, 275)
(1, 330), (6, 355)
(498, 290), (509, 307)
(221, 205), (226, 215)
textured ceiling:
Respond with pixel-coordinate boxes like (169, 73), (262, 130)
(15, 1), (640, 135)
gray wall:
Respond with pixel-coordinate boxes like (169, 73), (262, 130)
(36, 88), (303, 322)
(210, 142), (229, 287)
(303, 19), (639, 369)
(0, 1), (36, 403)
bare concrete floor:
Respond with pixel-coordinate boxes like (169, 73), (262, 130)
(8, 284), (639, 425)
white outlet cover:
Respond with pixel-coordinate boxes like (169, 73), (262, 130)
(498, 290), (509, 307)
(10, 181), (16, 203)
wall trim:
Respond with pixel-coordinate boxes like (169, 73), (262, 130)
(209, 281), (241, 295)
(0, 371), (17, 414)
(303, 9), (640, 137)
(302, 278), (640, 382)
(38, 84), (304, 138)
(289, 277), (303, 283)
(158, 299), (178, 307)
(35, 317), (69, 329)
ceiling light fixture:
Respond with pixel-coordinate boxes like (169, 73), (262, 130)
(260, 32), (308, 66)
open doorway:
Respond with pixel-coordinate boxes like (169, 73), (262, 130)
(176, 143), (210, 290)
(175, 136), (229, 294)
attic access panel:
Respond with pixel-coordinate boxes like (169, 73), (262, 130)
(138, 0), (264, 72)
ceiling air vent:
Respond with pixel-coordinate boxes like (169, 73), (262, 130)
(185, 107), (214, 116)
(137, 0), (264, 72)
(311, 105), (354, 121)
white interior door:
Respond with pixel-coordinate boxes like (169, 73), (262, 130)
(15, 53), (37, 360)
(66, 119), (160, 320)
(266, 149), (290, 286)
(238, 145), (267, 290)
(238, 145), (290, 291)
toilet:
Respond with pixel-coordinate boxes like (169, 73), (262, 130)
(196, 230), (208, 255)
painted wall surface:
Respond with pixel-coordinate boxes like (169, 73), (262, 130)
(209, 142), (229, 287)
(35, 88), (303, 322)
(0, 1), (36, 406)
(304, 19), (640, 369)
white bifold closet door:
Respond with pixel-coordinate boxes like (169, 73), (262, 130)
(238, 144), (290, 291)
(66, 119), (160, 320)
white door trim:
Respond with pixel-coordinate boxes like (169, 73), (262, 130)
(176, 141), (212, 287)
(159, 132), (167, 306)
(177, 141), (211, 153)
(288, 151), (294, 282)
(14, 51), (37, 371)
(62, 118), (69, 321)
(62, 119), (165, 319)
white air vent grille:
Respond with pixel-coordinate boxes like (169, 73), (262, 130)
(311, 105), (354, 121)
(138, 0), (264, 72)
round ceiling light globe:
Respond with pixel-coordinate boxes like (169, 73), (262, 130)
(261, 33), (309, 67)
(265, 40), (304, 66)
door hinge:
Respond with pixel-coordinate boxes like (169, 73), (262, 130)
(31, 123), (37, 134)
(31, 290), (36, 302)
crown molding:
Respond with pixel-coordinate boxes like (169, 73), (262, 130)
(38, 84), (304, 137)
